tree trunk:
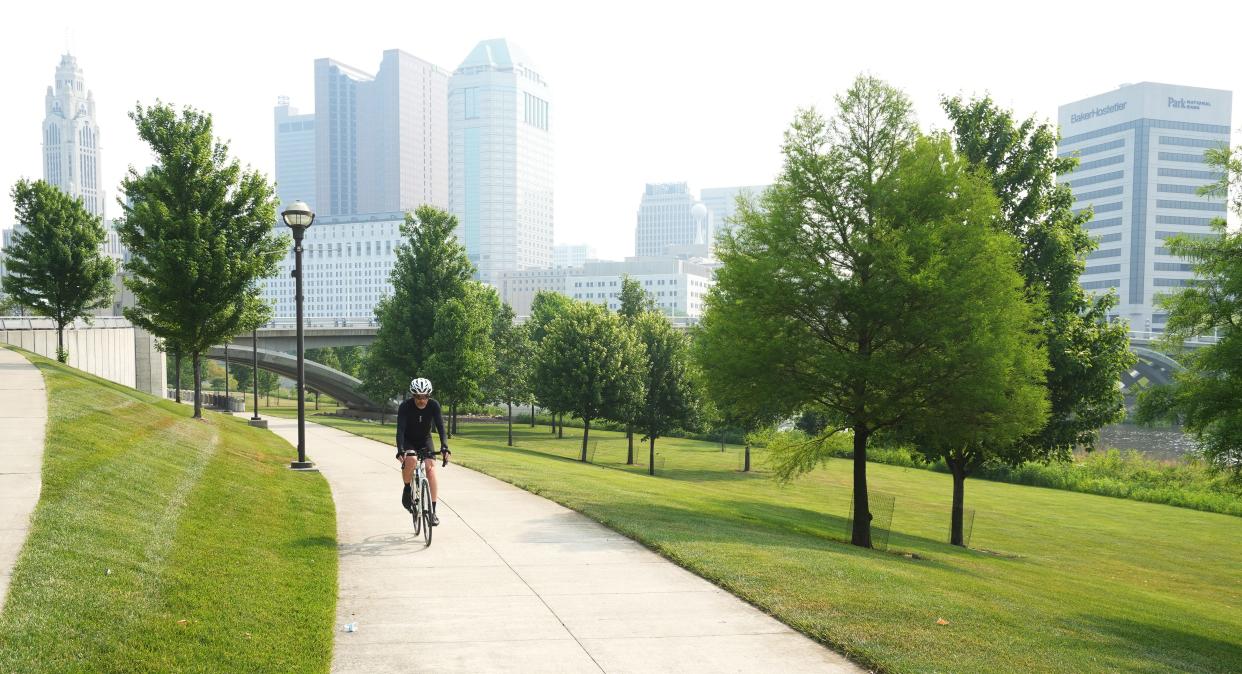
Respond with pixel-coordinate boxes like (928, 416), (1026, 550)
(56, 323), (66, 363)
(648, 433), (656, 476)
(744, 441), (751, 472)
(507, 400), (513, 447)
(720, 430), (725, 452)
(580, 418), (591, 461)
(175, 352), (182, 403)
(626, 425), (634, 465)
(530, 402), (535, 427)
(558, 413), (564, 439)
(192, 353), (203, 419)
(950, 460), (967, 547)
(850, 425), (872, 548)
(314, 390), (319, 411)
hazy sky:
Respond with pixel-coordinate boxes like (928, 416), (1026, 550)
(2, 0), (1240, 258)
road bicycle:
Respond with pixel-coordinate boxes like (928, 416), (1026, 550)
(408, 450), (448, 546)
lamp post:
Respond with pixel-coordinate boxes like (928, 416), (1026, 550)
(282, 200), (315, 470)
(223, 343), (231, 414)
(249, 327), (266, 428)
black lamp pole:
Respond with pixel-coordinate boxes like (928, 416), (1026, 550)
(250, 328), (263, 425)
(282, 201), (315, 470)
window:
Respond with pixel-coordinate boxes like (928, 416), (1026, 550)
(464, 87), (479, 119)
(1156, 200), (1226, 213)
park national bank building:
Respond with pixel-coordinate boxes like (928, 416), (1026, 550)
(1057, 82), (1232, 333)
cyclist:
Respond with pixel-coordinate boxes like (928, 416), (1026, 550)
(395, 377), (451, 525)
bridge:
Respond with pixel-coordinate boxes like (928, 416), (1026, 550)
(1122, 331), (1214, 390)
(210, 324), (1214, 410)
(205, 343), (381, 409)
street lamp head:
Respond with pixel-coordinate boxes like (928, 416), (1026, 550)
(281, 201), (315, 230)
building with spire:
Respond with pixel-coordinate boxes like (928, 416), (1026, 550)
(448, 39), (554, 284)
(43, 53), (105, 218)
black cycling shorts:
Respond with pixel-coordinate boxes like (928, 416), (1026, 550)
(401, 435), (436, 461)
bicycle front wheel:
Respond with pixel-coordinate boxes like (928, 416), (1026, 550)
(411, 479), (422, 535)
(421, 480), (433, 546)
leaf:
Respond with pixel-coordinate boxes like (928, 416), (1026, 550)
(936, 617), (950, 625)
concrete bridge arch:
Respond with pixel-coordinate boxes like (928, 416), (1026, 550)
(205, 344), (381, 410)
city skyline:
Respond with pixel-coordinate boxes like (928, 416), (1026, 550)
(2, 1), (1241, 260)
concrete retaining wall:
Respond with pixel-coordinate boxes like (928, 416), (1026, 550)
(0, 317), (166, 397)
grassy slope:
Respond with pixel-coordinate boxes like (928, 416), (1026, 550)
(0, 348), (337, 674)
(276, 409), (1242, 674)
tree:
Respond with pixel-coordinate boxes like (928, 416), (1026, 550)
(308, 346), (342, 372)
(617, 275), (655, 321)
(943, 95), (1134, 463)
(528, 290), (574, 435)
(257, 369), (280, 407)
(1137, 147), (1242, 474)
(425, 283), (497, 435)
(534, 301), (647, 461)
(116, 103), (286, 419)
(2, 179), (115, 362)
(336, 345), (364, 378)
(634, 312), (699, 475)
(488, 301), (534, 446)
(697, 76), (1044, 548)
(362, 205), (474, 412)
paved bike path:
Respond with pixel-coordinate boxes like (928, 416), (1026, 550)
(268, 416), (862, 673)
(0, 348), (48, 612)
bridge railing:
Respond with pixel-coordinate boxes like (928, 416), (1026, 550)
(261, 318), (378, 329)
(1127, 331), (1219, 346)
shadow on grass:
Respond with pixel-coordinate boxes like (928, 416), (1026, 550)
(292, 535), (336, 549)
(1068, 614), (1242, 674)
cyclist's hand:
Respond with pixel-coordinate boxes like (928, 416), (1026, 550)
(395, 450), (403, 463)
(440, 446), (451, 466)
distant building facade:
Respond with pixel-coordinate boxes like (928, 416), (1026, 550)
(274, 97), (316, 211)
(1058, 82), (1232, 331)
(700, 185), (768, 241)
(449, 39), (554, 284)
(314, 50), (449, 217)
(43, 53), (105, 218)
(634, 183), (711, 258)
(553, 243), (597, 268)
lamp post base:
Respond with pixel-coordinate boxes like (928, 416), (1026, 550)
(289, 461), (318, 471)
(248, 418), (268, 429)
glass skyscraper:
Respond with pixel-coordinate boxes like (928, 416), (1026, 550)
(274, 96), (316, 211)
(314, 50), (448, 217)
(448, 39), (554, 284)
(1057, 82), (1232, 332)
(634, 183), (711, 258)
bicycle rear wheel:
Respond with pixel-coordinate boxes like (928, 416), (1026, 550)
(421, 480), (433, 546)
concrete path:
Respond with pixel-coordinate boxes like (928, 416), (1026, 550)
(0, 348), (48, 611)
(267, 416), (863, 673)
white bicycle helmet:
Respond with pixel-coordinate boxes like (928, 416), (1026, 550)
(409, 377), (433, 395)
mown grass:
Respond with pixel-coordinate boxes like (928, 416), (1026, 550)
(276, 409), (1242, 674)
(0, 348), (337, 674)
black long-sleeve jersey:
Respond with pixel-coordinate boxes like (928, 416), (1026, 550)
(395, 397), (448, 451)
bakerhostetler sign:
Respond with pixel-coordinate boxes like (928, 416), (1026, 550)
(1071, 101), (1127, 124)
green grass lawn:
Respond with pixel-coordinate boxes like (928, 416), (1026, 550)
(0, 348), (337, 674)
(275, 409), (1242, 674)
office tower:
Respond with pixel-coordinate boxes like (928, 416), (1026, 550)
(43, 53), (104, 218)
(274, 97), (316, 210)
(634, 183), (711, 258)
(1058, 82), (1232, 331)
(314, 50), (449, 216)
(448, 38), (554, 284)
(700, 185), (768, 240)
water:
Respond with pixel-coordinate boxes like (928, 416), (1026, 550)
(1095, 423), (1198, 461)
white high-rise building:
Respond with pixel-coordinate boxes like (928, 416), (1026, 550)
(260, 211), (405, 322)
(314, 50), (449, 217)
(701, 185), (768, 241)
(274, 97), (316, 211)
(553, 243), (597, 268)
(448, 39), (554, 284)
(43, 54), (104, 218)
(634, 183), (711, 258)
(1058, 82), (1232, 331)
